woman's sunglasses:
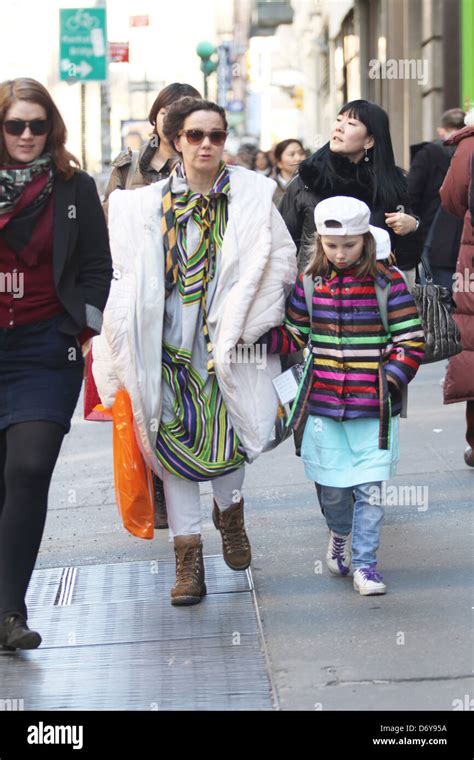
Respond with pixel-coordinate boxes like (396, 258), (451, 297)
(178, 129), (228, 146)
(3, 119), (49, 136)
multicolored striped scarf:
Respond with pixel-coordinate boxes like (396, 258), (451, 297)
(161, 161), (230, 373)
(161, 160), (229, 290)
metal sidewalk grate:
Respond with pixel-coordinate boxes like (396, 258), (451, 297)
(26, 556), (252, 607)
(1, 556), (274, 711)
(0, 640), (271, 711)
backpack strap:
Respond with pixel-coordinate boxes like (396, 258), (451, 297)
(374, 279), (390, 334)
(302, 275), (314, 328)
(125, 150), (140, 190)
(374, 276), (408, 418)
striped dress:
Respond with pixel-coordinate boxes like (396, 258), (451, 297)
(156, 163), (246, 482)
(263, 265), (425, 425)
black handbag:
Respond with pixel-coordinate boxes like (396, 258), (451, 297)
(413, 233), (463, 364)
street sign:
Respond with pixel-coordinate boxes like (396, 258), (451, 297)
(60, 7), (107, 83)
(217, 42), (233, 108)
(109, 42), (129, 63)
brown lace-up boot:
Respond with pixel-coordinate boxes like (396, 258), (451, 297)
(171, 535), (207, 606)
(212, 498), (251, 570)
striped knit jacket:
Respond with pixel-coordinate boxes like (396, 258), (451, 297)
(262, 265), (425, 437)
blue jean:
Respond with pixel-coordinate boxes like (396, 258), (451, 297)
(318, 481), (384, 567)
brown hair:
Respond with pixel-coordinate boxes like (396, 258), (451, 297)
(163, 97), (228, 147)
(274, 138), (304, 163)
(0, 78), (80, 179)
(440, 108), (465, 130)
(305, 231), (378, 279)
(148, 82), (201, 130)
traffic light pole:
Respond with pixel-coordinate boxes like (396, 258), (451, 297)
(80, 83), (87, 170)
(196, 41), (218, 101)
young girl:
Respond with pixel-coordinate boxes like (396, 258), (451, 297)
(261, 196), (425, 595)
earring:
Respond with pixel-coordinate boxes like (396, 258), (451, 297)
(364, 148), (370, 163)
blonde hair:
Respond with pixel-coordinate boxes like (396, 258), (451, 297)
(305, 231), (379, 279)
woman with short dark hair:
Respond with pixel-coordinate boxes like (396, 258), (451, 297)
(102, 82), (201, 218)
(253, 149), (273, 177)
(0, 78), (112, 650)
(102, 82), (201, 530)
(93, 97), (297, 607)
(271, 139), (305, 205)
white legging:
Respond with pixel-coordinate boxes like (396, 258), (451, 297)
(161, 466), (246, 539)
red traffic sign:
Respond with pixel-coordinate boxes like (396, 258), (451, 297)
(109, 42), (129, 63)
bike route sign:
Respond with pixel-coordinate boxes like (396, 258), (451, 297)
(60, 8), (108, 82)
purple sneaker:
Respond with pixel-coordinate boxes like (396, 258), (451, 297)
(353, 564), (386, 595)
(326, 531), (352, 576)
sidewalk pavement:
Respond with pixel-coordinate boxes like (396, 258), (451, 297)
(0, 361), (472, 711)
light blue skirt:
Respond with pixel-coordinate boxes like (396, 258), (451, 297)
(301, 415), (400, 488)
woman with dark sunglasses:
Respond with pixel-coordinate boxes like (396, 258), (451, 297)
(101, 82), (201, 532)
(0, 78), (112, 650)
(93, 97), (297, 606)
(102, 82), (201, 219)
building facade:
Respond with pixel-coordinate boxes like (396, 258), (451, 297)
(245, 0), (465, 167)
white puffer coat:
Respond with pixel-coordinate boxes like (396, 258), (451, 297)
(92, 165), (297, 474)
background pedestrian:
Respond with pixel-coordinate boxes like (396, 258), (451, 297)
(408, 108), (465, 291)
(271, 139), (305, 206)
(440, 111), (474, 467)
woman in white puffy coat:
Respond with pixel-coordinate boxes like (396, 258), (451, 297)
(93, 97), (297, 606)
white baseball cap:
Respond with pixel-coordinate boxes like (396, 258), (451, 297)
(314, 196), (392, 260)
(369, 225), (392, 260)
(314, 196), (371, 235)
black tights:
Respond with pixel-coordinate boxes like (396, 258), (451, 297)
(0, 421), (65, 620)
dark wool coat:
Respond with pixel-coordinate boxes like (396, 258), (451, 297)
(53, 170), (112, 337)
(408, 140), (463, 269)
(278, 148), (422, 273)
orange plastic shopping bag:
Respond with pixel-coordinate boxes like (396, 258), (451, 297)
(110, 390), (154, 540)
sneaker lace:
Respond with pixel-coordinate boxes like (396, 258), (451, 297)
(331, 535), (350, 576)
(360, 563), (384, 582)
